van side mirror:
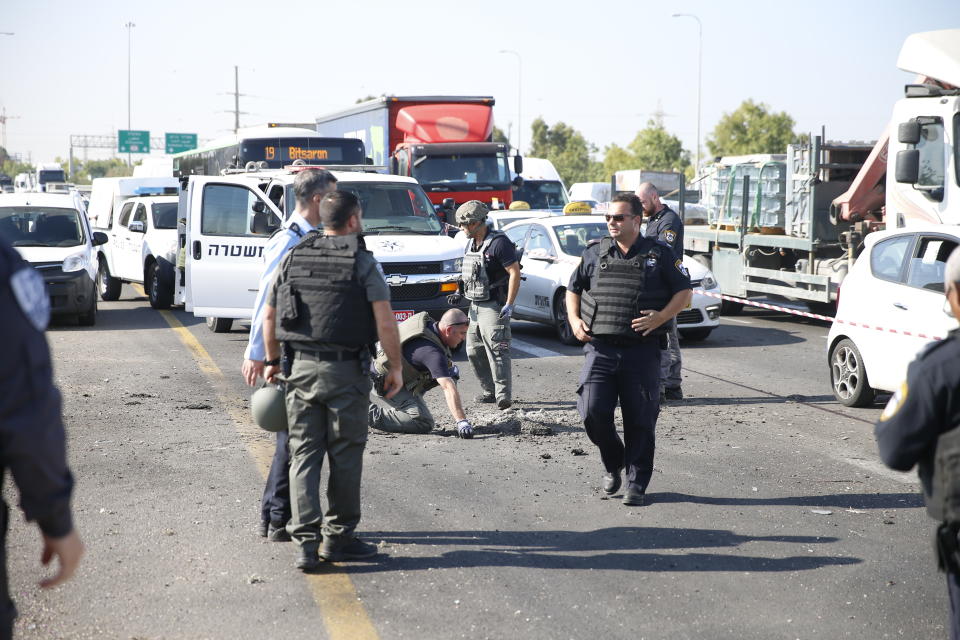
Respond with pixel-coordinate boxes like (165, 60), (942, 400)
(252, 200), (266, 214)
(898, 120), (922, 145)
(895, 149), (920, 184)
(512, 175), (524, 188)
(128, 221), (146, 233)
(513, 155), (523, 174)
(92, 231), (109, 246)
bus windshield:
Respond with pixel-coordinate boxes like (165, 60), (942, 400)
(38, 169), (66, 184)
(241, 138), (365, 167)
(412, 153), (510, 187)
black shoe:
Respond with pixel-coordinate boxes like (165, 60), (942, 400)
(622, 484), (645, 506)
(474, 393), (495, 403)
(267, 523), (291, 542)
(257, 521), (269, 538)
(602, 468), (622, 495)
(295, 548), (321, 572)
(320, 536), (379, 562)
(664, 387), (683, 401)
(497, 398), (512, 410)
(658, 391), (667, 404)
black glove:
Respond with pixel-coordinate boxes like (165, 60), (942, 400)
(446, 293), (463, 306)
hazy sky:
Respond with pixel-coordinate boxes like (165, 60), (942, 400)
(2, 0), (958, 165)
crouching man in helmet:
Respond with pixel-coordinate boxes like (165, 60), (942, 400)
(369, 309), (476, 438)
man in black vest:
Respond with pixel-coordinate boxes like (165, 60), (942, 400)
(262, 191), (403, 571)
(566, 193), (692, 506)
(0, 237), (84, 636)
(875, 246), (960, 639)
(637, 181), (685, 401)
(369, 308), (473, 437)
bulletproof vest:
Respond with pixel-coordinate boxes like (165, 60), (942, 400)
(581, 237), (670, 339)
(374, 312), (452, 395)
(461, 230), (507, 302)
(274, 232), (377, 348)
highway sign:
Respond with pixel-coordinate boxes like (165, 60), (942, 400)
(118, 130), (150, 154)
(165, 133), (197, 154)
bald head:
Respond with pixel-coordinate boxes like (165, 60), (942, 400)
(636, 182), (661, 216)
(438, 308), (469, 349)
(439, 308), (468, 328)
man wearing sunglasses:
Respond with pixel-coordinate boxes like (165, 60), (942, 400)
(566, 193), (692, 507)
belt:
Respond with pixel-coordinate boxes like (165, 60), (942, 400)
(294, 349), (360, 362)
(593, 335), (650, 347)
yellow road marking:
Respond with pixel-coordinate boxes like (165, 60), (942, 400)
(137, 286), (378, 639)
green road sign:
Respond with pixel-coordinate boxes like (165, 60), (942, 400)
(118, 130), (150, 154)
(165, 132), (197, 154)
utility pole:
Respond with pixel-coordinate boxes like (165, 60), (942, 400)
(125, 21), (136, 167)
(0, 106), (21, 151)
(222, 66), (248, 133)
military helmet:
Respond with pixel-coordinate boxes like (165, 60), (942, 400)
(455, 200), (490, 225)
(251, 383), (287, 432)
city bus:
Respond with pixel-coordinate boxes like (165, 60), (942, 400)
(172, 126), (367, 177)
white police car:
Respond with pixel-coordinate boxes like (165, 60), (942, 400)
(503, 215), (720, 344)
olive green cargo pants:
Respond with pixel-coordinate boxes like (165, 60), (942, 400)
(466, 299), (512, 403)
(369, 388), (435, 434)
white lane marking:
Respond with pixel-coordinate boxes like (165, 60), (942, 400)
(511, 338), (565, 358)
(724, 318), (753, 325)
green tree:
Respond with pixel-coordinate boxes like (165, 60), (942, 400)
(707, 99), (800, 157)
(491, 126), (510, 145)
(596, 143), (635, 182)
(628, 118), (690, 173)
(528, 117), (602, 186)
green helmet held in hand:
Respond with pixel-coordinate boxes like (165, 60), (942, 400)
(251, 383), (287, 432)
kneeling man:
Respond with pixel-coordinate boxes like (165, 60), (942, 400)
(370, 309), (475, 438)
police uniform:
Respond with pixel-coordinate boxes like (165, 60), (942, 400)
(268, 231), (388, 555)
(246, 212), (313, 536)
(875, 329), (960, 639)
(369, 312), (456, 434)
(644, 204), (684, 396)
(0, 238), (75, 635)
(569, 234), (691, 498)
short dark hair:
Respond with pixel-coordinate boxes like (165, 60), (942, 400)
(611, 193), (642, 217)
(294, 169), (337, 207)
(319, 191), (360, 230)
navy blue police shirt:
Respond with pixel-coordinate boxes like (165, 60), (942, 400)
(0, 237), (75, 538)
(403, 322), (458, 381)
(644, 205), (684, 254)
(568, 234), (692, 300)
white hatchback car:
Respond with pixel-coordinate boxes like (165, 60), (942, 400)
(827, 224), (959, 407)
(503, 215), (720, 344)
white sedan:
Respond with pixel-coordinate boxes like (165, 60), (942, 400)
(827, 224), (958, 407)
(503, 215), (721, 345)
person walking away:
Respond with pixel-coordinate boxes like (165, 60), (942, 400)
(262, 191), (402, 571)
(369, 309), (474, 437)
(241, 169), (338, 542)
(566, 193), (692, 507)
(875, 246), (960, 639)
(637, 181), (685, 401)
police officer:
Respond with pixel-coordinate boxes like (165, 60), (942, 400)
(566, 193), (692, 506)
(369, 308), (474, 437)
(241, 168), (338, 543)
(0, 237), (84, 636)
(454, 200), (521, 410)
(875, 246), (960, 639)
(637, 182), (685, 401)
(262, 190), (403, 571)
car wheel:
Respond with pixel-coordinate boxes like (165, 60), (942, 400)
(78, 297), (97, 326)
(720, 299), (744, 315)
(830, 338), (876, 407)
(553, 289), (580, 346)
(97, 257), (122, 301)
(679, 327), (712, 342)
(206, 316), (233, 333)
(147, 262), (173, 310)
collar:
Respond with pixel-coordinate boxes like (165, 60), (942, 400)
(651, 205), (669, 221)
(286, 210), (316, 233)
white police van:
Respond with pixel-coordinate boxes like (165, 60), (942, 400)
(174, 166), (464, 332)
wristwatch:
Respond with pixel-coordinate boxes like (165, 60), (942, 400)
(263, 358), (281, 367)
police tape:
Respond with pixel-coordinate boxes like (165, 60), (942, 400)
(700, 290), (946, 341)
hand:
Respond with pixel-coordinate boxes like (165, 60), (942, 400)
(570, 317), (593, 342)
(499, 303), (514, 319)
(264, 364), (281, 384)
(40, 529), (84, 589)
(631, 310), (665, 336)
(456, 419), (474, 439)
(446, 293), (462, 306)
(242, 359), (264, 386)
(382, 368), (403, 400)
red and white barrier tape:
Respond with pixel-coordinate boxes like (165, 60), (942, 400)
(701, 290), (945, 341)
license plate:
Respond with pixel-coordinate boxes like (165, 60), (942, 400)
(394, 309), (414, 322)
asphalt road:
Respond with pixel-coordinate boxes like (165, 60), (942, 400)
(5, 290), (945, 639)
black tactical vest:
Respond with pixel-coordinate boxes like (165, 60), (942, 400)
(274, 232), (377, 348)
(929, 424), (960, 522)
(580, 237), (670, 339)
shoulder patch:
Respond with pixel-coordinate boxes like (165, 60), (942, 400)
(11, 267), (50, 332)
(879, 380), (908, 422)
(675, 258), (689, 278)
(661, 229), (677, 245)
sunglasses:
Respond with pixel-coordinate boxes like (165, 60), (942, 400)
(604, 214), (634, 223)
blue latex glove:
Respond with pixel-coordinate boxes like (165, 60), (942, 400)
(499, 303), (514, 319)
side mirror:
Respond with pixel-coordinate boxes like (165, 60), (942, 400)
(366, 156), (374, 165)
(513, 155), (523, 174)
(895, 149), (920, 184)
(898, 120), (922, 145)
(512, 175), (524, 188)
(92, 231), (109, 246)
(128, 221), (146, 233)
(442, 197), (456, 210)
(252, 200), (266, 213)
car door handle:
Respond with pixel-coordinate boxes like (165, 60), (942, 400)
(892, 302), (908, 310)
(192, 240), (202, 260)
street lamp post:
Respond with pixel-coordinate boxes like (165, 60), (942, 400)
(125, 21), (136, 166)
(498, 50), (522, 155)
(672, 13), (702, 175)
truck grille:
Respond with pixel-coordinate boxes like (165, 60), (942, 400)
(390, 283), (441, 301)
(381, 262), (443, 275)
(677, 309), (704, 324)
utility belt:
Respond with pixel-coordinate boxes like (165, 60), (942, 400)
(593, 334), (667, 349)
(936, 522), (960, 574)
(294, 349), (361, 362)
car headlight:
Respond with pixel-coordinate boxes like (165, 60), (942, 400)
(441, 257), (463, 273)
(62, 252), (90, 273)
(701, 274), (718, 290)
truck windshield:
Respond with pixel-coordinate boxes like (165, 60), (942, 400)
(338, 182), (443, 235)
(513, 180), (569, 210)
(0, 206), (85, 247)
(38, 170), (66, 184)
(152, 202), (178, 229)
(412, 153), (509, 186)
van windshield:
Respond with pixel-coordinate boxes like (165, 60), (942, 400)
(338, 182), (443, 235)
(513, 180), (569, 210)
(152, 202), (178, 229)
(0, 206), (85, 247)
